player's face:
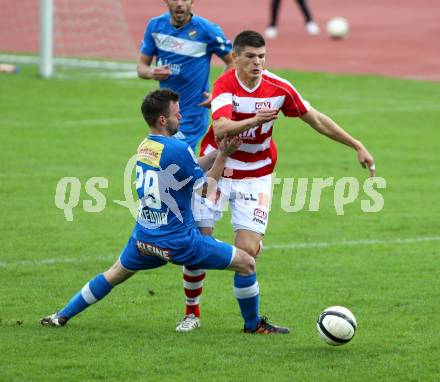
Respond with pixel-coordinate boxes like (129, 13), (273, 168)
(165, 0), (193, 27)
(234, 46), (266, 84)
(165, 101), (181, 136)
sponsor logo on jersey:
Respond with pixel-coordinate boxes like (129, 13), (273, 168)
(252, 208), (267, 226)
(253, 217), (265, 225)
(240, 126), (258, 139)
(153, 33), (207, 58)
(136, 241), (171, 261)
(157, 58), (181, 75)
(253, 208), (267, 220)
(237, 192), (257, 201)
(155, 34), (185, 50)
(137, 139), (164, 168)
(255, 101), (271, 110)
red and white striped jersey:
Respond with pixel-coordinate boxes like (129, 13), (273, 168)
(200, 69), (311, 179)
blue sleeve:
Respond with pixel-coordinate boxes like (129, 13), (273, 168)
(178, 146), (205, 189)
(140, 20), (156, 56)
(205, 22), (232, 57)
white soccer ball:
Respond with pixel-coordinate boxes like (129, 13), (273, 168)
(326, 17), (349, 39)
(316, 306), (357, 346)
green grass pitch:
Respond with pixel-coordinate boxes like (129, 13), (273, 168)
(1, 65), (439, 381)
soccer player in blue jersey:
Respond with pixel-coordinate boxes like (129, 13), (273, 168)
(137, 0), (233, 151)
(40, 89), (289, 335)
(137, 0), (234, 332)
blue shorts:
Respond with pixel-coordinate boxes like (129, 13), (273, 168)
(119, 228), (235, 272)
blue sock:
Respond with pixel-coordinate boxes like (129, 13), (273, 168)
(234, 273), (260, 331)
(59, 273), (113, 319)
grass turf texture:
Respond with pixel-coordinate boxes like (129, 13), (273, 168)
(1, 65), (439, 381)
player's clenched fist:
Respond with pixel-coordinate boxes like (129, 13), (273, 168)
(150, 66), (172, 81)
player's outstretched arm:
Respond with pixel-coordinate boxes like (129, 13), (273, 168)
(301, 107), (375, 176)
(137, 53), (171, 81)
(198, 135), (242, 170)
(213, 109), (278, 139)
(197, 137), (242, 197)
(198, 150), (218, 171)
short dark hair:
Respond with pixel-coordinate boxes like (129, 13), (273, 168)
(141, 88), (180, 127)
(233, 30), (265, 55)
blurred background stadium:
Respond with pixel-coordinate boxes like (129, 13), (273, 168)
(1, 0), (439, 79)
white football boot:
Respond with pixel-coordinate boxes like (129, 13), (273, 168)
(175, 314), (201, 332)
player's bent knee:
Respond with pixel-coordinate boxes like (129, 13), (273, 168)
(253, 240), (264, 258)
(199, 226), (214, 236)
(247, 243), (262, 259)
(229, 249), (256, 275)
(245, 255), (256, 274)
(235, 238), (262, 259)
(104, 260), (135, 286)
(257, 240), (263, 257)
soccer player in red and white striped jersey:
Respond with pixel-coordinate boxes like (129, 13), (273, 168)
(201, 60), (311, 180)
(179, 30), (375, 331)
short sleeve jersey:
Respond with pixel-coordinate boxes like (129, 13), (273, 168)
(200, 69), (311, 179)
(133, 135), (205, 240)
(140, 13), (232, 118)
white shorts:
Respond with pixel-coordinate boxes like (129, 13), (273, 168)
(193, 174), (272, 235)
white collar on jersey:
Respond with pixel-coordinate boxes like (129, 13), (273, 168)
(235, 70), (264, 93)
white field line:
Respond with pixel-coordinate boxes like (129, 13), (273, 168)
(0, 255), (114, 268)
(59, 118), (140, 127)
(55, 71), (138, 79)
(3, 102), (439, 130)
(312, 95), (439, 106)
(0, 54), (135, 70)
(404, 74), (440, 81)
(0, 54), (137, 79)
(1, 236), (439, 268)
(331, 105), (440, 116)
(3, 53), (439, 88)
(264, 236), (440, 250)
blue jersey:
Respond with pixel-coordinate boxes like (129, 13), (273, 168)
(133, 134), (205, 241)
(140, 13), (232, 121)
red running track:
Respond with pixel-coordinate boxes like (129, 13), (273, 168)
(1, 0), (439, 81)
(122, 0), (440, 81)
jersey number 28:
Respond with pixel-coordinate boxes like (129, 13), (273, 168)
(136, 165), (161, 209)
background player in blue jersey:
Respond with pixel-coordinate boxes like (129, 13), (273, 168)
(40, 89), (289, 335)
(137, 0), (233, 151)
(137, 0), (233, 332)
